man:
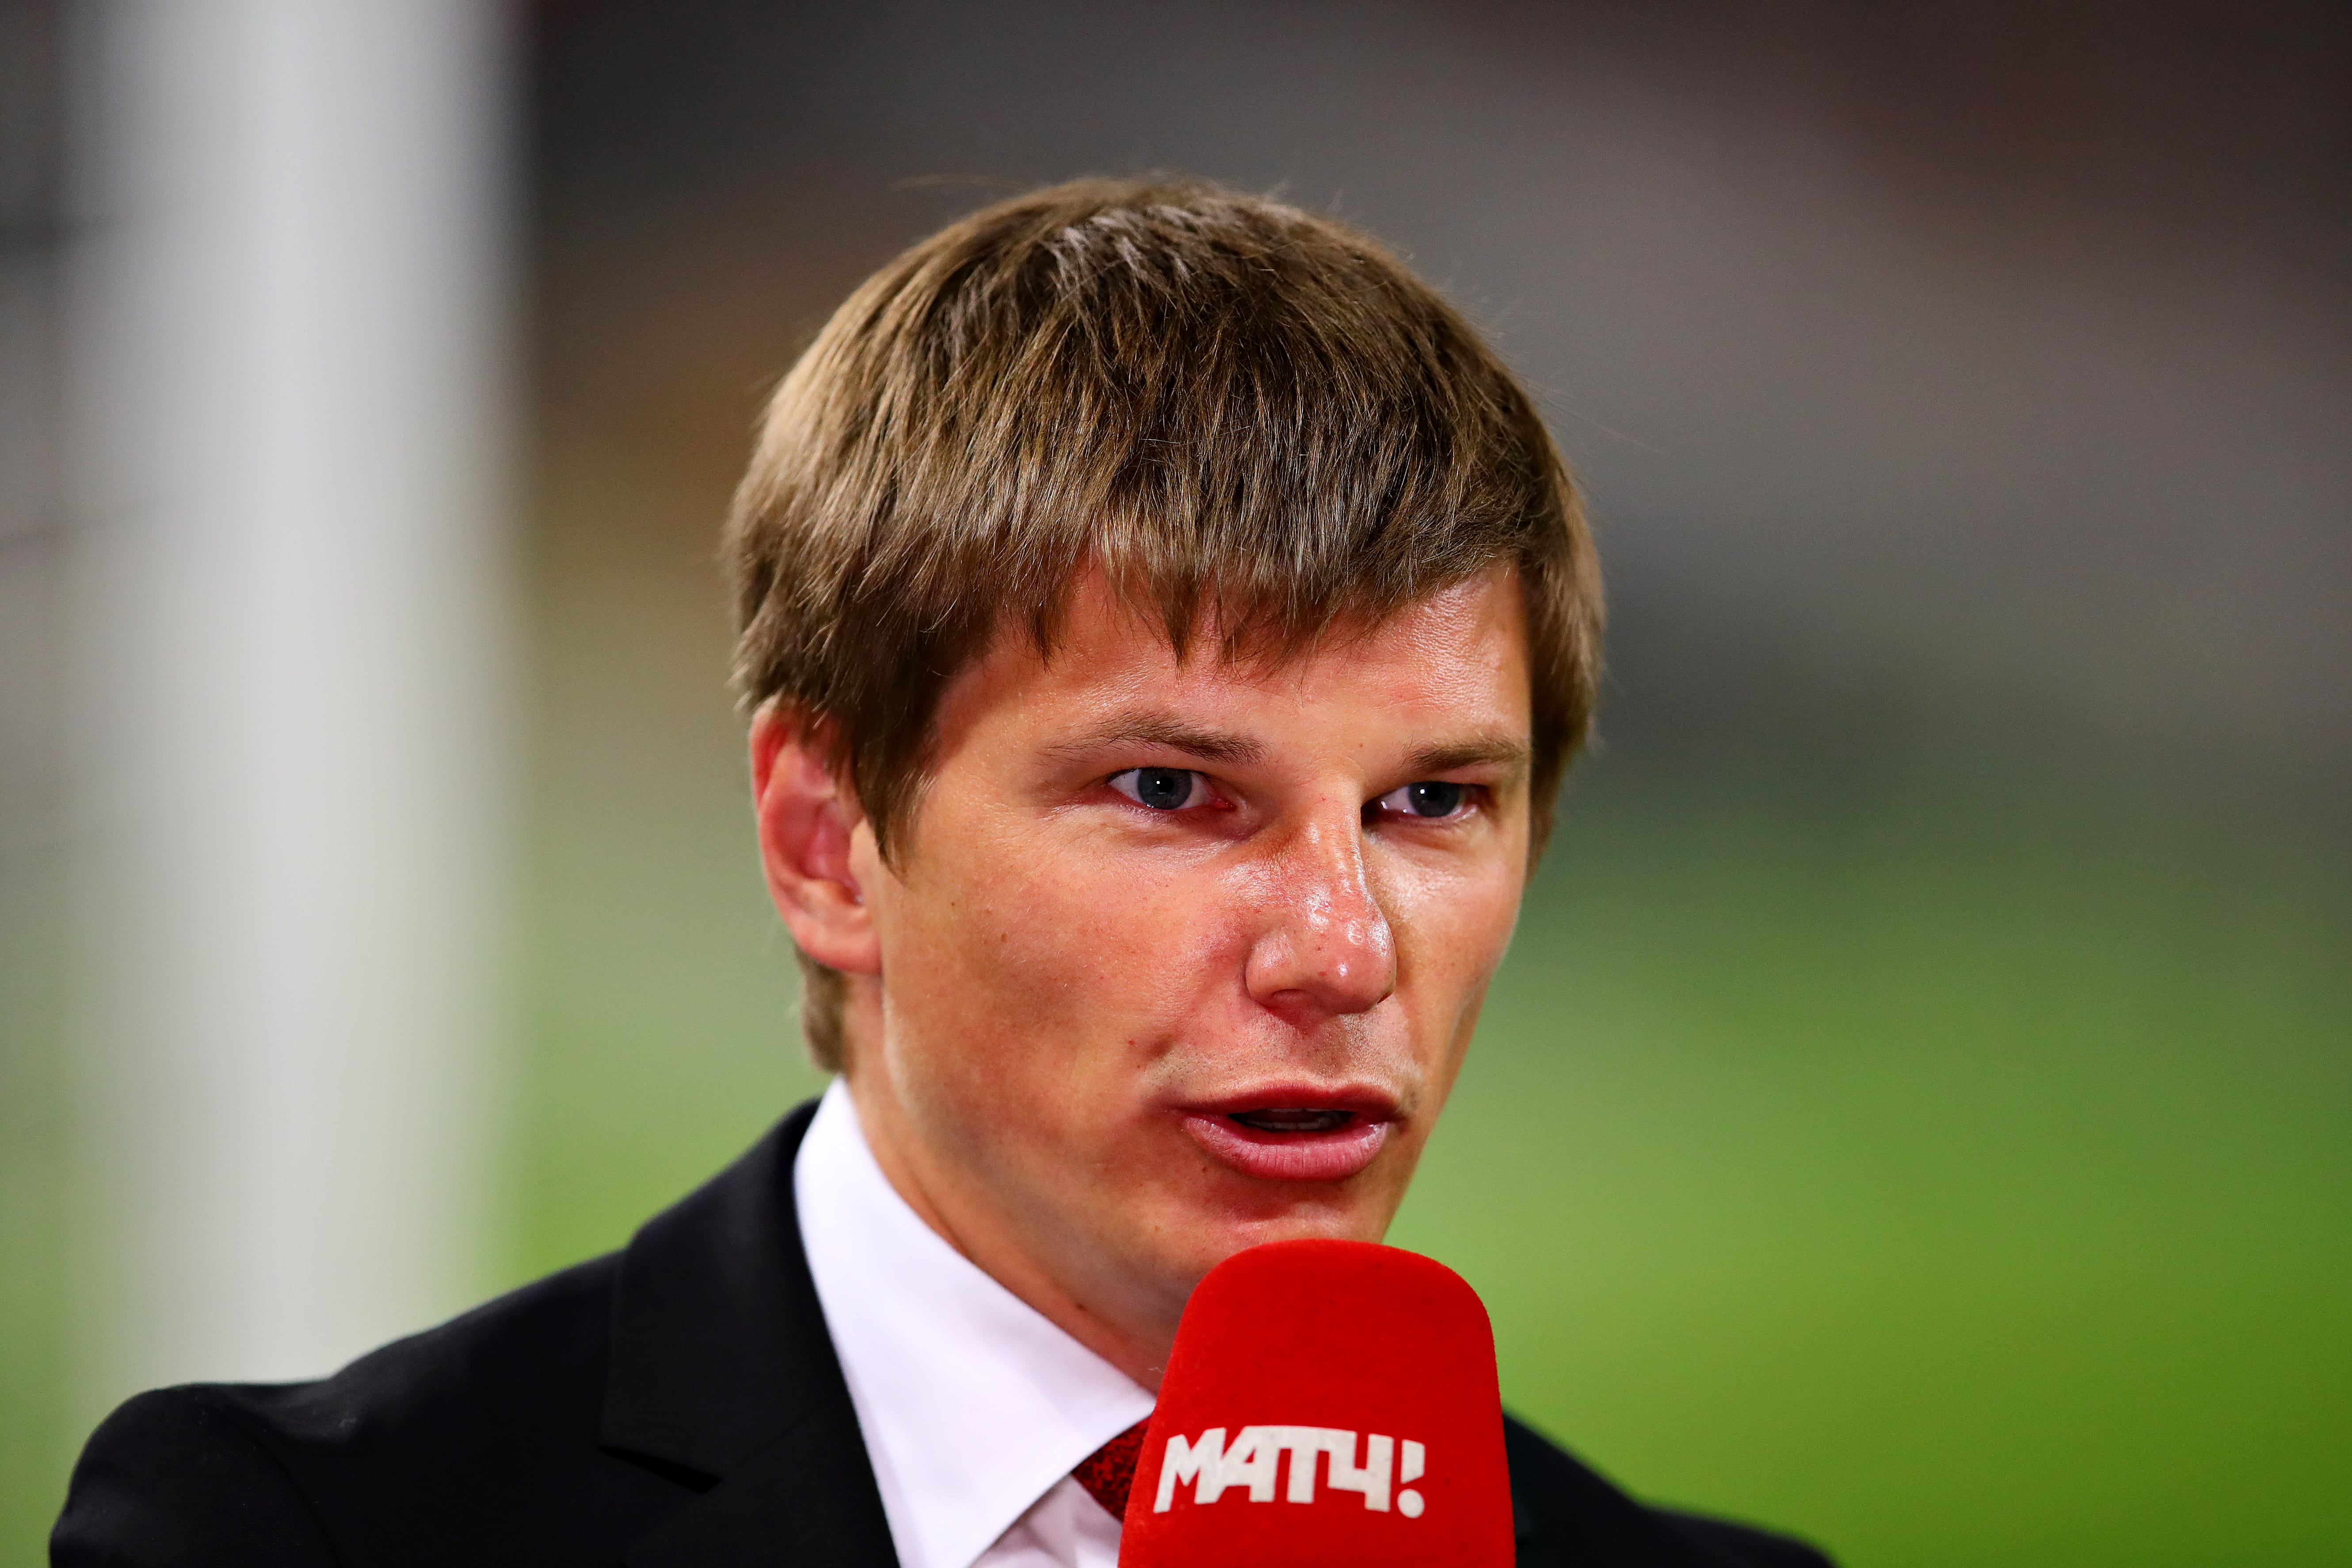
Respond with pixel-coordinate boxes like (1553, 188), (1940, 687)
(55, 179), (1830, 1567)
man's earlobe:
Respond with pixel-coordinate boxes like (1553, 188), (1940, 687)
(750, 702), (882, 975)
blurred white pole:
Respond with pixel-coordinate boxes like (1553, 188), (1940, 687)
(65, 0), (515, 1401)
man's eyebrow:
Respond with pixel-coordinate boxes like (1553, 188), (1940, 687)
(1045, 712), (1266, 766)
(1407, 735), (1532, 780)
(1046, 715), (1529, 778)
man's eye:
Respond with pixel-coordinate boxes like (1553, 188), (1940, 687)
(1109, 767), (1203, 811)
(1376, 780), (1470, 820)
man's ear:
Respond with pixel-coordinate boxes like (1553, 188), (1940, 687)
(750, 702), (882, 976)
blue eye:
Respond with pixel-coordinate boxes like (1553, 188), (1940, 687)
(1376, 781), (1468, 819)
(1407, 782), (1466, 817)
(1112, 767), (1201, 811)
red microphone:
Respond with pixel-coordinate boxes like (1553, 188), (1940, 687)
(1119, 1238), (1513, 1568)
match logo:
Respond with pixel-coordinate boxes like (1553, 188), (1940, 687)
(1152, 1427), (1428, 1518)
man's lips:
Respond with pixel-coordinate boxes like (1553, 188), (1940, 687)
(1179, 1099), (1395, 1182)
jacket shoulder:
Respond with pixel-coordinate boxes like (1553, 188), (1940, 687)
(1503, 1413), (1833, 1568)
(52, 1386), (338, 1568)
(235, 1248), (621, 1461)
(55, 1252), (698, 1568)
(1654, 1510), (1838, 1568)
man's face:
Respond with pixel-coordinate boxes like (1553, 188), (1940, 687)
(840, 566), (1533, 1379)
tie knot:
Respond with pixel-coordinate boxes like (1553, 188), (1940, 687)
(1072, 1420), (1150, 1521)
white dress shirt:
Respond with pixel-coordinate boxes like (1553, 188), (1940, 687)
(796, 1081), (1158, 1568)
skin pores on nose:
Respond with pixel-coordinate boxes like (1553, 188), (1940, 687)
(842, 567), (1532, 1383)
(1240, 814), (1398, 1022)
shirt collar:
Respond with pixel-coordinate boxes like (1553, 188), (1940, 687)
(795, 1081), (1155, 1568)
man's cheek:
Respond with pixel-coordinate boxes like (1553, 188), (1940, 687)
(923, 895), (1150, 1078)
(1021, 859), (1224, 983)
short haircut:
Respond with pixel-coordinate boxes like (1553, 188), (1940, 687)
(726, 177), (1603, 1070)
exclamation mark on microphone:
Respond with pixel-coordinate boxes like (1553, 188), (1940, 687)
(1397, 1440), (1426, 1518)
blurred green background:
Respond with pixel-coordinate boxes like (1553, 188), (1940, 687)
(1405, 776), (2351, 1566)
(6, 3), (2348, 1563)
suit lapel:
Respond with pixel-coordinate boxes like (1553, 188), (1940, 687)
(591, 1101), (1725, 1568)
(602, 1100), (899, 1568)
(622, 1406), (899, 1568)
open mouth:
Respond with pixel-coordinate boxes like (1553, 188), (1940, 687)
(1179, 1101), (1394, 1182)
(1227, 1108), (1357, 1135)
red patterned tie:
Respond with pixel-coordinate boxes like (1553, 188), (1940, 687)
(1072, 1420), (1151, 1521)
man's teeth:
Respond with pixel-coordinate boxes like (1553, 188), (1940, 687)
(1229, 1109), (1353, 1134)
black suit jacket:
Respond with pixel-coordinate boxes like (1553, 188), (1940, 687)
(55, 1101), (1830, 1567)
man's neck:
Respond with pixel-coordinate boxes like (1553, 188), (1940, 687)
(842, 1065), (1177, 1391)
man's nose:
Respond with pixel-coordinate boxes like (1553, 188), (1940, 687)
(1242, 807), (1398, 1022)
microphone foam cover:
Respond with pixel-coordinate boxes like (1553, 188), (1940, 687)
(1119, 1238), (1513, 1568)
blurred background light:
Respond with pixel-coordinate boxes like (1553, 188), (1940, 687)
(2, 3), (2345, 1564)
(2, 0), (518, 1528)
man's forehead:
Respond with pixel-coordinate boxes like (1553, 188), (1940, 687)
(940, 568), (1525, 748)
(920, 563), (1531, 771)
(1018, 562), (1527, 675)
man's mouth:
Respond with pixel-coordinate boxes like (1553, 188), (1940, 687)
(1179, 1099), (1395, 1182)
(1227, 1108), (1356, 1135)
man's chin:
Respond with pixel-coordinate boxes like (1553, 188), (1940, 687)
(1147, 1188), (1399, 1290)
